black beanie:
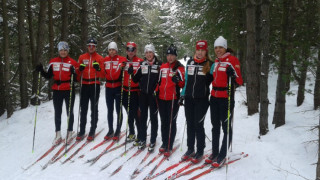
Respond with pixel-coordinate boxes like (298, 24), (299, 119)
(166, 44), (177, 56)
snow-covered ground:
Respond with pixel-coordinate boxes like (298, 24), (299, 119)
(0, 66), (318, 180)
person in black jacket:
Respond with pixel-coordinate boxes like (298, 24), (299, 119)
(180, 40), (213, 164)
(130, 44), (162, 152)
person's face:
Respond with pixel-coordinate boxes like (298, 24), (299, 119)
(59, 50), (68, 58)
(126, 47), (136, 60)
(87, 44), (96, 54)
(214, 46), (226, 58)
(167, 54), (176, 64)
(195, 49), (206, 59)
(108, 49), (117, 57)
(145, 51), (155, 61)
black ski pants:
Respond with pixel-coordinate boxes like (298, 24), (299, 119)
(53, 90), (75, 132)
(79, 84), (100, 134)
(122, 91), (140, 138)
(210, 96), (234, 159)
(158, 99), (179, 150)
(184, 97), (209, 152)
(105, 86), (122, 133)
(139, 92), (158, 144)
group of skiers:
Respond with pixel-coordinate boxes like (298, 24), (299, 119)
(35, 35), (243, 168)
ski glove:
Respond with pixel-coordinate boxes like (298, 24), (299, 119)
(127, 65), (134, 75)
(70, 66), (76, 75)
(178, 96), (184, 106)
(79, 64), (86, 71)
(226, 66), (235, 78)
(35, 63), (44, 72)
(93, 61), (101, 71)
(121, 62), (127, 69)
(171, 74), (180, 83)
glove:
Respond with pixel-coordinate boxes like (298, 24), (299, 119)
(70, 66), (76, 74)
(93, 61), (101, 71)
(35, 63), (44, 72)
(171, 74), (180, 83)
(226, 66), (235, 78)
(127, 65), (134, 75)
(178, 96), (184, 106)
(121, 62), (126, 69)
(79, 64), (86, 71)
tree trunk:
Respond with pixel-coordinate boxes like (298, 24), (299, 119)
(1, 0), (13, 117)
(96, 0), (103, 53)
(61, 0), (69, 41)
(317, 113), (320, 179)
(26, 0), (35, 69)
(47, 0), (54, 100)
(272, 0), (290, 128)
(296, 52), (308, 107)
(315, 49), (320, 110)
(255, 0), (261, 99)
(18, 0), (29, 109)
(31, 0), (47, 105)
(245, 0), (259, 115)
(259, 0), (270, 136)
(80, 0), (88, 53)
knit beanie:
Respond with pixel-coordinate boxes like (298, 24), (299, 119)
(214, 36), (227, 49)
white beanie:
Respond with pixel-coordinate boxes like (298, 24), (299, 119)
(108, 41), (118, 51)
(57, 41), (70, 51)
(214, 36), (227, 49)
(144, 44), (155, 53)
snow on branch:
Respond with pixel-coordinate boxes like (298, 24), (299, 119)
(102, 31), (118, 39)
(102, 13), (123, 28)
(68, 0), (82, 10)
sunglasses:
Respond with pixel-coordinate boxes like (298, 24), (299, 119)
(127, 47), (136, 52)
(87, 44), (96, 48)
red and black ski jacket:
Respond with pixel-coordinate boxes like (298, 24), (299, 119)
(211, 52), (243, 98)
(158, 61), (185, 101)
(123, 56), (143, 92)
(102, 55), (126, 88)
(77, 52), (104, 85)
(41, 56), (78, 91)
(132, 56), (162, 95)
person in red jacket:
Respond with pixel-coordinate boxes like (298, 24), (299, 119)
(35, 41), (78, 145)
(102, 41), (126, 141)
(158, 44), (185, 156)
(207, 36), (243, 167)
(76, 37), (104, 141)
(122, 42), (143, 144)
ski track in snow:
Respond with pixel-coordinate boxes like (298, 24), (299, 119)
(0, 62), (318, 180)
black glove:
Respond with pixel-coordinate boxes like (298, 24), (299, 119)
(128, 65), (134, 75)
(35, 63), (44, 72)
(70, 66), (76, 75)
(93, 61), (101, 71)
(172, 74), (180, 83)
(178, 96), (184, 106)
(226, 66), (235, 78)
(79, 64), (86, 71)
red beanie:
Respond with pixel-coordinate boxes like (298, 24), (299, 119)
(126, 42), (137, 48)
(196, 40), (208, 51)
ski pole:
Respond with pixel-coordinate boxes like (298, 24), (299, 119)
(124, 73), (132, 155)
(76, 74), (83, 136)
(118, 70), (125, 141)
(180, 120), (186, 151)
(167, 92), (175, 152)
(32, 72), (41, 153)
(92, 72), (97, 137)
(226, 75), (232, 179)
(65, 73), (74, 155)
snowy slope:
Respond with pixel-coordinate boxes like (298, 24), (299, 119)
(0, 64), (318, 180)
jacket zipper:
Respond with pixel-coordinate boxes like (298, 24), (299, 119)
(58, 57), (63, 91)
(192, 63), (197, 98)
(110, 57), (114, 88)
(146, 65), (150, 94)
